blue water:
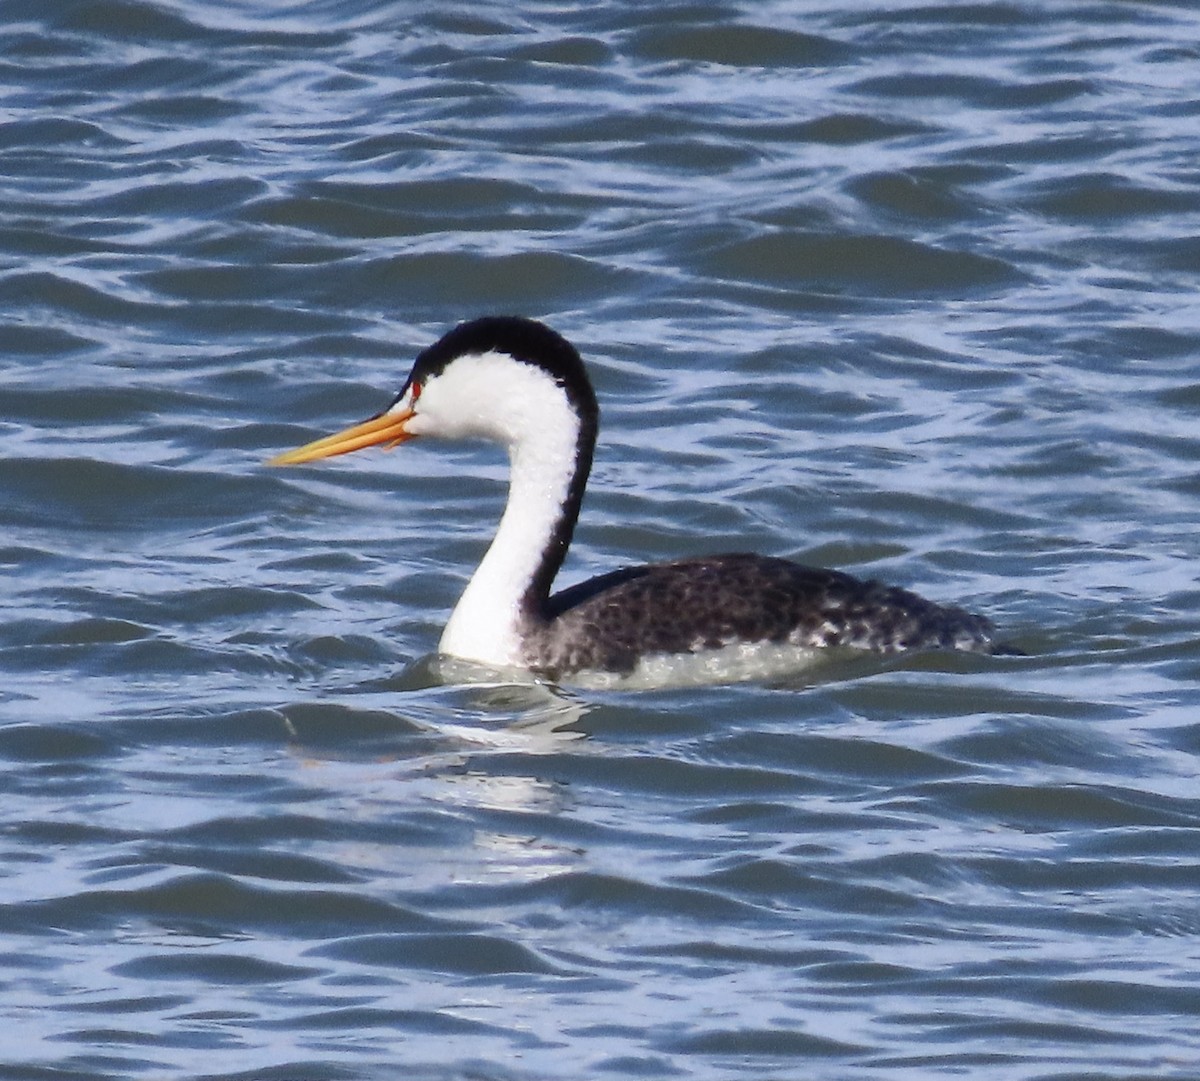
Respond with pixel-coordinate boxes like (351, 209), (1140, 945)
(3, 2), (1200, 1078)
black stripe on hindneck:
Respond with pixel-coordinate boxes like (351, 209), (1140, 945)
(525, 402), (597, 616)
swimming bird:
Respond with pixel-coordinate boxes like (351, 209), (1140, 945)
(272, 316), (1011, 686)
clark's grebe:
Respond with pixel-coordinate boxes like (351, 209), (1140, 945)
(272, 316), (1013, 685)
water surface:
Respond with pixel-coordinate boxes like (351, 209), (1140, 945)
(3, 2), (1200, 1079)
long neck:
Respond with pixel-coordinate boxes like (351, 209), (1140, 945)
(438, 402), (594, 668)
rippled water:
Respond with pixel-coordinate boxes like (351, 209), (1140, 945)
(4, 2), (1200, 1078)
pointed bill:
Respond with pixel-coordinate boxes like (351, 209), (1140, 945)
(269, 408), (416, 466)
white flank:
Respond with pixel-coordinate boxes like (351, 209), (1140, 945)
(569, 640), (828, 691)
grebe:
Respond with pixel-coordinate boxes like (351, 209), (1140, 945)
(272, 316), (1010, 685)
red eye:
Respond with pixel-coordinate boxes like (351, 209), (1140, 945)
(411, 382), (421, 402)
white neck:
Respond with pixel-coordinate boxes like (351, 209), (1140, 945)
(422, 354), (584, 668)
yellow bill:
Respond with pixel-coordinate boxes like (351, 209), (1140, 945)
(269, 408), (416, 466)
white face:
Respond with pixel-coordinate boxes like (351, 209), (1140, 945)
(387, 349), (574, 449)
